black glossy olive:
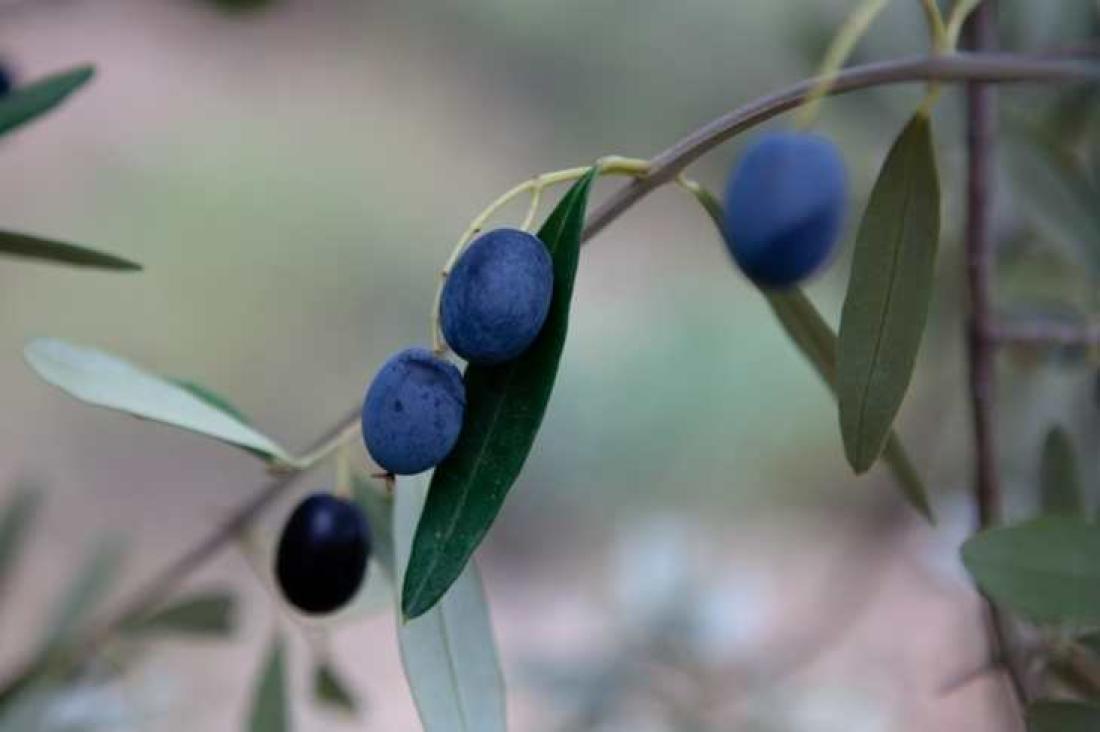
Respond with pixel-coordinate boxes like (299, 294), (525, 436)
(275, 493), (370, 615)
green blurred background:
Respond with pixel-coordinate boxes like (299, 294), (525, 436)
(0, 0), (1097, 729)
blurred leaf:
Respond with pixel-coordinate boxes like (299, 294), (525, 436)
(25, 339), (293, 464)
(1006, 119), (1100, 269)
(249, 636), (289, 732)
(0, 230), (140, 271)
(352, 475), (395, 578)
(838, 113), (941, 473)
(395, 473), (506, 732)
(1078, 630), (1100, 656)
(0, 65), (93, 138)
(1026, 700), (1100, 731)
(122, 592), (236, 638)
(961, 517), (1100, 624)
(0, 485), (43, 603)
(1039, 426), (1083, 516)
(403, 167), (598, 619)
(313, 662), (358, 715)
(765, 290), (933, 521)
(39, 537), (124, 654)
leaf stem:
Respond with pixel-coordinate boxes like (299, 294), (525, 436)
(795, 0), (892, 129)
(428, 156), (651, 354)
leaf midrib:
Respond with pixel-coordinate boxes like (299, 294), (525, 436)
(852, 125), (920, 467)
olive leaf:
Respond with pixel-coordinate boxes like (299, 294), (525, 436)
(0, 230), (141, 271)
(24, 338), (294, 464)
(1039, 426), (1083, 517)
(249, 636), (289, 732)
(39, 537), (125, 655)
(1026, 700), (1100, 731)
(395, 473), (506, 732)
(765, 290), (933, 521)
(838, 113), (941, 473)
(961, 516), (1100, 624)
(683, 180), (932, 520)
(0, 65), (94, 137)
(313, 662), (358, 715)
(122, 592), (236, 638)
(0, 484), (43, 605)
(402, 167), (598, 619)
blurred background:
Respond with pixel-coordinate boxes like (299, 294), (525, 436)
(0, 0), (1097, 729)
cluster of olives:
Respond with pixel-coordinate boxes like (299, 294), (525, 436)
(361, 227), (554, 475)
(274, 228), (553, 614)
(273, 133), (844, 615)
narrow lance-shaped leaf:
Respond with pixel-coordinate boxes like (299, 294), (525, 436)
(249, 636), (289, 732)
(122, 592), (236, 638)
(313, 662), (358, 715)
(838, 113), (941, 473)
(961, 516), (1100, 624)
(395, 473), (506, 732)
(0, 230), (141, 271)
(684, 181), (932, 520)
(1039, 426), (1083, 516)
(765, 290), (933, 520)
(0, 484), (43, 605)
(0, 65), (94, 137)
(24, 338), (294, 464)
(1026, 700), (1100, 731)
(39, 537), (125, 655)
(402, 167), (598, 619)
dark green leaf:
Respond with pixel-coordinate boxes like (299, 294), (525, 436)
(765, 290), (933, 521)
(25, 339), (293, 464)
(39, 537), (124, 654)
(1039, 426), (1083, 517)
(838, 113), (941, 472)
(402, 167), (598, 620)
(0, 65), (94, 138)
(395, 474), (506, 732)
(1026, 700), (1100, 731)
(0, 485), (43, 604)
(122, 592), (236, 638)
(961, 517), (1100, 624)
(313, 662), (358, 715)
(1078, 630), (1100, 656)
(249, 636), (289, 732)
(0, 230), (140, 271)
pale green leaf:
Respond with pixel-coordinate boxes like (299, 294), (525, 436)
(838, 113), (941, 472)
(25, 339), (292, 463)
(395, 473), (506, 732)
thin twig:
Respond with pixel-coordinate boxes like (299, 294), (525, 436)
(583, 52), (1100, 241)
(963, 3), (1031, 720)
(2, 50), (1098, 697)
